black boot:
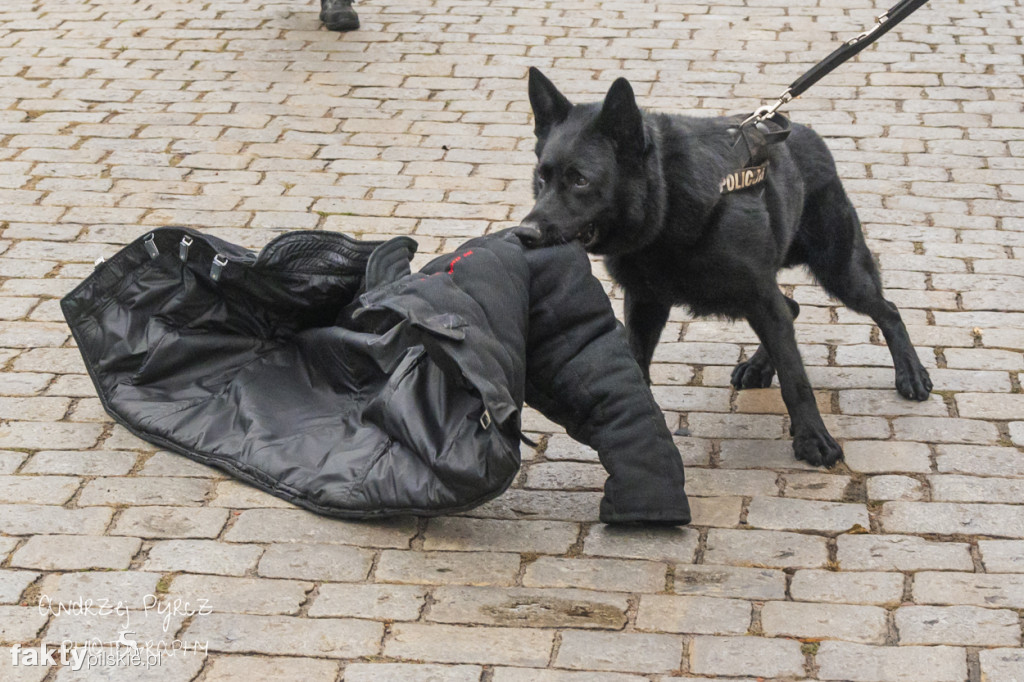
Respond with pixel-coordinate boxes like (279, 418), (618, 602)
(320, 0), (359, 31)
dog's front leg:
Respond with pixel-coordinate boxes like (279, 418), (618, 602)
(623, 287), (670, 384)
(744, 291), (843, 467)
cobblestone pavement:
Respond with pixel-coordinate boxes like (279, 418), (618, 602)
(1, 0), (1023, 680)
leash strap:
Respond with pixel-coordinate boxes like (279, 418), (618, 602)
(744, 0), (931, 126)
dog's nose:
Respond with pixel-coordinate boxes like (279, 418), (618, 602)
(514, 220), (543, 247)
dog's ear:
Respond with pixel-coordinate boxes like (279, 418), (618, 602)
(596, 77), (645, 157)
(528, 67), (572, 140)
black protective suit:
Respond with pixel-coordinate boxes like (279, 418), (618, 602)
(62, 227), (690, 525)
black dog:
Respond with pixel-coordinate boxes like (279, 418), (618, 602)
(517, 68), (932, 466)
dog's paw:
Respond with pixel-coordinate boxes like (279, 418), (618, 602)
(730, 357), (776, 390)
(793, 427), (843, 468)
(896, 364), (932, 401)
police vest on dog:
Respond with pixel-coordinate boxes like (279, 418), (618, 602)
(720, 162), (768, 194)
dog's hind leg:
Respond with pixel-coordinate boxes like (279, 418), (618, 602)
(731, 296), (799, 390)
(745, 289), (842, 466)
(802, 182), (932, 401)
(624, 288), (671, 384)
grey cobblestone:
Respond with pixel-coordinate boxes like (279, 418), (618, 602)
(1, 0), (1022, 678)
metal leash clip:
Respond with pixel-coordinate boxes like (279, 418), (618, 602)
(479, 409), (492, 430)
(848, 10), (893, 45)
(210, 254), (228, 282)
(741, 89), (793, 128)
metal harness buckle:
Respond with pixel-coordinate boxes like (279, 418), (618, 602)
(210, 254), (228, 281)
(143, 233), (160, 259)
(179, 236), (193, 262)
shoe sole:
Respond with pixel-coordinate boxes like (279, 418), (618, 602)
(320, 12), (360, 31)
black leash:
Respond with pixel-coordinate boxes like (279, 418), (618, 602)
(743, 0), (931, 127)
(723, 0), (931, 194)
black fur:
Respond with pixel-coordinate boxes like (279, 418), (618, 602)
(520, 68), (932, 467)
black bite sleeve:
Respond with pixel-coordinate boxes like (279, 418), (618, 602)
(522, 242), (691, 525)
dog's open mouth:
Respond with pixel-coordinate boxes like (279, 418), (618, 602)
(580, 223), (599, 249)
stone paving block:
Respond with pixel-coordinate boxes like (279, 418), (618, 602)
(35, 570), (161, 609)
(209, 480), (294, 508)
(78, 476), (213, 506)
(979, 648), (1024, 682)
(866, 474), (926, 501)
(11, 535), (140, 570)
(673, 564), (787, 600)
(685, 469), (779, 497)
(374, 549), (518, 586)
(344, 663), (483, 682)
(427, 585), (628, 629)
(225, 509), (417, 547)
(935, 444), (1024, 477)
(186, 613), (382, 659)
(895, 605), (1020, 646)
(717, 438), (820, 470)
(111, 505), (229, 539)
(386, 623), (552, 667)
(144, 539), (263, 576)
(462, 489), (603, 522)
(203, 656), (340, 682)
(781, 472), (851, 500)
(0, 645), (51, 682)
(929, 474), (1024, 503)
(522, 556), (666, 593)
(423, 517), (578, 554)
(636, 594), (751, 635)
(893, 416), (1000, 444)
(0, 450), (26, 474)
(880, 501), (1024, 537)
(762, 600), (889, 644)
(955, 392), (1024, 420)
(492, 669), (647, 682)
(309, 583), (427, 620)
(688, 495), (744, 527)
(0, 504), (113, 536)
(167, 574), (312, 616)
(0, 421), (104, 449)
(0, 475), (80, 504)
(688, 636), (805, 678)
(842, 441), (932, 473)
(21, 450), (137, 476)
(137, 451), (222, 477)
(790, 570), (905, 605)
(837, 534), (973, 571)
(914, 572), (1024, 609)
(257, 543), (373, 582)
(704, 529), (828, 568)
(745, 497), (869, 532)
(582, 524), (699, 563)
(555, 630), (683, 674)
(0, 570), (38, 604)
(525, 461), (606, 490)
(979, 540), (1024, 573)
(816, 642), (967, 682)
(0, 605), (49, 642)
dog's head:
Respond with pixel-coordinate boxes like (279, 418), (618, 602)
(517, 68), (657, 255)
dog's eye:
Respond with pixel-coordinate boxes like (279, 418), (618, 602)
(569, 171), (589, 188)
